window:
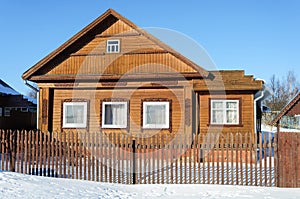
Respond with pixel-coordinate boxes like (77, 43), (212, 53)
(211, 100), (239, 125)
(21, 107), (28, 112)
(143, 101), (169, 129)
(4, 107), (11, 117)
(102, 101), (127, 128)
(0, 107), (2, 117)
(106, 40), (120, 53)
(63, 102), (87, 128)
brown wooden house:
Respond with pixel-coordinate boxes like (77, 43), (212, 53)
(0, 79), (37, 130)
(271, 92), (300, 130)
(22, 9), (266, 140)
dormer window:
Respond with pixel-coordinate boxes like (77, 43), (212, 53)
(106, 39), (120, 53)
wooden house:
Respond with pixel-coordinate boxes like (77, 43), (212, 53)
(22, 9), (265, 140)
(271, 92), (300, 130)
(0, 79), (37, 130)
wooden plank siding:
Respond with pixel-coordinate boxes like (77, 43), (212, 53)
(37, 77), (258, 140)
(196, 92), (255, 136)
(45, 52), (198, 76)
(50, 87), (185, 138)
(99, 19), (139, 37)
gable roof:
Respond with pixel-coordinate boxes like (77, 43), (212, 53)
(0, 79), (20, 95)
(271, 92), (300, 125)
(22, 8), (210, 81)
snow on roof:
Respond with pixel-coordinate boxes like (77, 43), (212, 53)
(23, 96), (37, 105)
(0, 79), (20, 95)
(0, 79), (37, 105)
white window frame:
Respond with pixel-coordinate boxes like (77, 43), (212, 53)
(106, 39), (120, 53)
(143, 101), (170, 129)
(102, 101), (128, 128)
(210, 99), (239, 125)
(62, 102), (88, 128)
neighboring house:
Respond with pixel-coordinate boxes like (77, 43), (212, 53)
(22, 9), (266, 139)
(0, 79), (37, 130)
(271, 92), (300, 130)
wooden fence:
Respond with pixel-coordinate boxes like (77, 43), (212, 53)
(0, 130), (278, 186)
(277, 132), (300, 188)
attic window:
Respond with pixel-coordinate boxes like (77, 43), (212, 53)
(106, 39), (120, 53)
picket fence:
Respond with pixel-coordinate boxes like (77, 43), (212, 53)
(0, 130), (277, 186)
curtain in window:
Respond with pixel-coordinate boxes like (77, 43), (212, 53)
(226, 102), (238, 123)
(146, 105), (166, 125)
(226, 102), (237, 109)
(104, 104), (126, 126)
(226, 110), (237, 123)
(212, 100), (238, 124)
(212, 110), (223, 123)
(212, 101), (223, 123)
(66, 105), (84, 124)
(213, 101), (223, 109)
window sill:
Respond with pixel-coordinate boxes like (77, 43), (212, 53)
(101, 127), (128, 130)
(142, 128), (171, 132)
(208, 124), (244, 127)
(62, 126), (87, 129)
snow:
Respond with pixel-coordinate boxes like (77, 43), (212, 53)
(23, 96), (37, 104)
(261, 124), (300, 133)
(0, 171), (299, 199)
(0, 80), (20, 95)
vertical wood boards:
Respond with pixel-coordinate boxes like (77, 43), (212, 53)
(3, 130), (300, 187)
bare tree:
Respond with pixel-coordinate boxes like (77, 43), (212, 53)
(265, 70), (299, 112)
(26, 83), (38, 99)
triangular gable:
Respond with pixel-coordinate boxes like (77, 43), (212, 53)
(22, 9), (209, 81)
(271, 92), (300, 125)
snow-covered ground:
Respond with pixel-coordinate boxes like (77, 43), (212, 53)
(0, 170), (299, 199)
(262, 124), (300, 133)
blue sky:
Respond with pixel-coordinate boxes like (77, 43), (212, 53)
(1, 0), (299, 95)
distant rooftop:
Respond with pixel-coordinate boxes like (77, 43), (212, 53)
(0, 79), (37, 105)
(0, 79), (20, 95)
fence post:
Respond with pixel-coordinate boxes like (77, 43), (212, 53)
(276, 122), (280, 187)
(132, 139), (136, 184)
(9, 130), (16, 172)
